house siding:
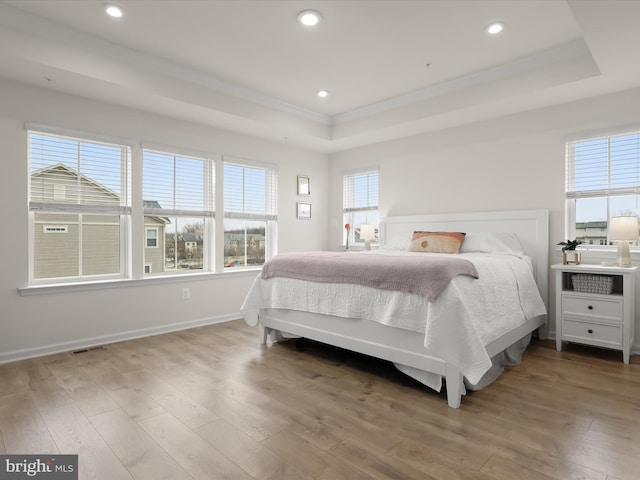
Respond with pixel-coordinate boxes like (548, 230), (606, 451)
(34, 213), (121, 278)
(144, 219), (166, 274)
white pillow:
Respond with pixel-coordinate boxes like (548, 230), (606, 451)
(381, 235), (410, 250)
(459, 232), (524, 255)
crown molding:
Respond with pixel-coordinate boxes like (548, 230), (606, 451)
(0, 4), (330, 125)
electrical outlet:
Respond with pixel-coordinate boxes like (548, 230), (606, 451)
(182, 287), (190, 300)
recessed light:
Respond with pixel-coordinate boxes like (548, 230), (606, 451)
(487, 22), (504, 35)
(298, 10), (321, 27)
(317, 90), (329, 98)
(105, 4), (124, 18)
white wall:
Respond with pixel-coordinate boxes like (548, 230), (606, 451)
(0, 79), (328, 362)
(329, 86), (640, 349)
(4, 76), (640, 362)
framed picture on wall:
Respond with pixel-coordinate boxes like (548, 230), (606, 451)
(297, 175), (310, 196)
(296, 202), (311, 219)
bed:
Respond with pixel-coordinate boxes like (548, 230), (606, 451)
(241, 209), (549, 408)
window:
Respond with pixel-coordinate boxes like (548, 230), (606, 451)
(29, 131), (130, 282)
(343, 169), (379, 247)
(143, 149), (215, 274)
(27, 129), (278, 287)
(146, 228), (158, 248)
(565, 131), (640, 246)
(223, 159), (277, 268)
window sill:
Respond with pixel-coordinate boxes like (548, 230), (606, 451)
(557, 246), (640, 263)
(18, 268), (261, 296)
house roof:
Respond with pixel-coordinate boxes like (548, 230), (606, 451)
(181, 232), (201, 243)
(2, 1), (639, 152)
(143, 200), (162, 209)
(31, 163), (120, 200)
(576, 221), (608, 229)
(142, 200), (171, 224)
(31, 163), (171, 224)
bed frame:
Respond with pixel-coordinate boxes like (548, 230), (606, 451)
(257, 209), (549, 408)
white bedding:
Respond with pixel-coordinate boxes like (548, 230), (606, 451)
(240, 250), (546, 387)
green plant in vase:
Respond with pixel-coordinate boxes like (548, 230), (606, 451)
(558, 239), (582, 264)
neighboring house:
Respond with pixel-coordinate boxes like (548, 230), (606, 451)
(223, 231), (266, 266)
(165, 233), (180, 262)
(31, 164), (169, 278)
(162, 231), (204, 269)
(180, 231), (204, 268)
(224, 233), (244, 253)
(31, 163), (122, 279)
(575, 220), (640, 247)
(143, 200), (171, 274)
(181, 232), (201, 254)
(576, 221), (609, 246)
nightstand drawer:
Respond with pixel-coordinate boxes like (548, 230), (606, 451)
(561, 295), (622, 322)
(562, 318), (622, 347)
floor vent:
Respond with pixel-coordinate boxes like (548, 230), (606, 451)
(71, 345), (106, 355)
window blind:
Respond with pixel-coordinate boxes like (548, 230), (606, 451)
(143, 150), (215, 217)
(566, 132), (640, 199)
(223, 162), (278, 220)
(343, 169), (379, 213)
(29, 132), (131, 214)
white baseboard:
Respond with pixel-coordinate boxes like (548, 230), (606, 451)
(0, 313), (241, 365)
(3, 318), (634, 366)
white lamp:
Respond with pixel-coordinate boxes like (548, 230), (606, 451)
(610, 216), (639, 266)
(360, 224), (376, 251)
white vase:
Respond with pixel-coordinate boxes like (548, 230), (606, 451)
(563, 251), (581, 264)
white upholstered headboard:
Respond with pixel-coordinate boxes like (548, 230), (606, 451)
(380, 209), (549, 309)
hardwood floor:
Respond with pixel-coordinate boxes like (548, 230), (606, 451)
(1, 319), (639, 480)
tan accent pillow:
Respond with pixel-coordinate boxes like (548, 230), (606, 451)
(409, 231), (466, 254)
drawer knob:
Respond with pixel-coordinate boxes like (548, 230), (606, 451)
(588, 329), (594, 334)
(588, 305), (594, 310)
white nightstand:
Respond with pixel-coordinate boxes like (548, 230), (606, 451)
(552, 263), (637, 363)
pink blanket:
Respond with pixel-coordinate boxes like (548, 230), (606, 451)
(261, 251), (479, 301)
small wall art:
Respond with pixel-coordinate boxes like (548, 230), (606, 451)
(297, 175), (310, 196)
(296, 202), (311, 219)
